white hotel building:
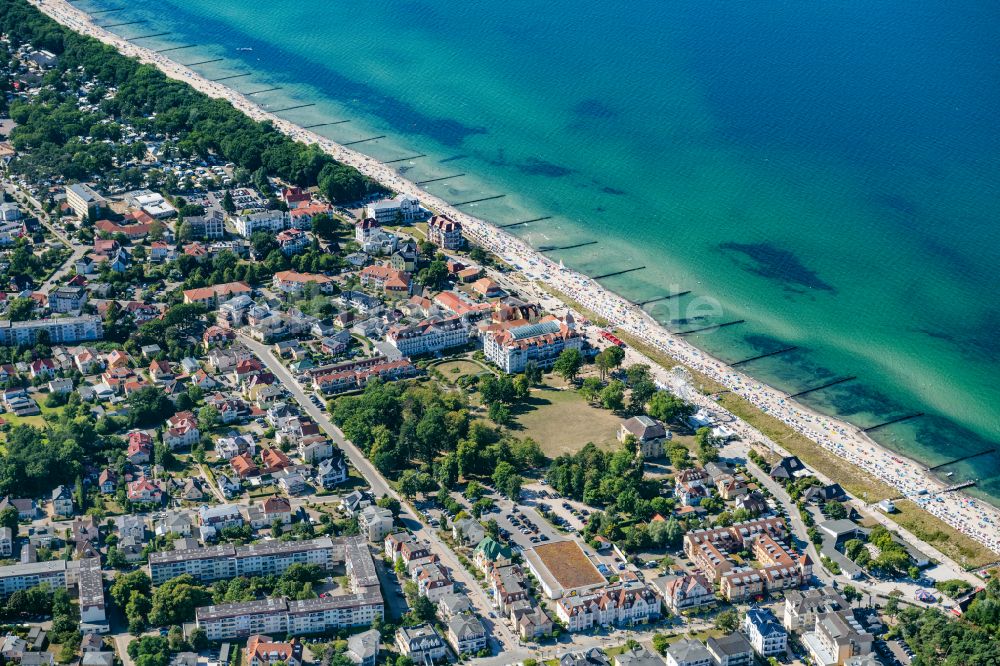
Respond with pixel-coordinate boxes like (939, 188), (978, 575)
(482, 315), (582, 374)
(386, 316), (472, 357)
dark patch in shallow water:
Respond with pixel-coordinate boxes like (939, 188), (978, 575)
(515, 157), (574, 177)
(602, 186), (626, 195)
(573, 99), (618, 120)
(719, 242), (836, 294)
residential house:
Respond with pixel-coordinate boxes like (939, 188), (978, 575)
(616, 646), (666, 666)
(395, 624), (447, 663)
(437, 592), (474, 620)
(451, 518), (486, 546)
(345, 629), (380, 666)
(705, 634), (753, 666)
(231, 453), (260, 479)
(127, 478), (163, 505)
(98, 469), (117, 494)
(164, 411), (199, 449)
(217, 474), (241, 500)
(272, 271), (336, 295)
(51, 485), (73, 517)
(769, 456), (808, 482)
(341, 490), (371, 516)
(277, 470), (306, 496)
(742, 608), (787, 658)
(447, 615), (487, 656)
(802, 611), (873, 666)
(358, 506), (394, 543)
(199, 504), (244, 531)
(664, 640), (710, 666)
(245, 635), (302, 666)
(426, 215), (463, 249)
(473, 537), (512, 575)
(618, 415), (669, 458)
(658, 574), (715, 614)
(315, 454), (348, 489)
(0, 527), (12, 557)
(359, 265), (410, 294)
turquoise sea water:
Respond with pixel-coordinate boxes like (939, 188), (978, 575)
(82, 0), (1000, 504)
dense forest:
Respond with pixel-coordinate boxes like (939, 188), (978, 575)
(0, 0), (383, 202)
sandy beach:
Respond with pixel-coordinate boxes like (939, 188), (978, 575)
(29, 0), (1000, 559)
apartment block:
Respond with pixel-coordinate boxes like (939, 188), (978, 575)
(149, 537), (336, 585)
(0, 316), (103, 345)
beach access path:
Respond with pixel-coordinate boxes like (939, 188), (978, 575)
(28, 0), (1000, 559)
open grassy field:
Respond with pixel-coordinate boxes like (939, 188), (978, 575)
(509, 378), (623, 456)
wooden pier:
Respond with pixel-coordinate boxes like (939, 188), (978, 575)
(417, 174), (465, 185)
(341, 135), (385, 146)
(638, 291), (690, 306)
(210, 72), (251, 82)
(499, 216), (551, 229)
(246, 87), (282, 96)
(270, 103), (317, 114)
(127, 32), (171, 41)
(384, 154), (425, 164)
(861, 412), (924, 433)
(156, 45), (197, 54)
(100, 20), (145, 28)
(593, 266), (646, 280)
(927, 448), (996, 471)
(731, 346), (798, 366)
(453, 194), (506, 206)
(676, 320), (746, 336)
(788, 376), (857, 398)
(539, 241), (598, 252)
(303, 120), (351, 129)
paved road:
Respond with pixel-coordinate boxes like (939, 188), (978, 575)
(3, 180), (84, 291)
(237, 334), (519, 652)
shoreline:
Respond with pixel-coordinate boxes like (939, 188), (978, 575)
(28, 0), (1000, 559)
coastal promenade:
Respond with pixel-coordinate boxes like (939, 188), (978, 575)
(29, 0), (1000, 558)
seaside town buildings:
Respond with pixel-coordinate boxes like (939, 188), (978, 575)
(482, 314), (583, 373)
(193, 536), (381, 640)
(683, 517), (811, 601)
(426, 214), (463, 249)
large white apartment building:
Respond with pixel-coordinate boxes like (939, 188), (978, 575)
(195, 537), (382, 640)
(0, 558), (106, 629)
(234, 210), (292, 238)
(365, 195), (423, 225)
(66, 183), (105, 220)
(0, 316), (103, 346)
(148, 537), (336, 585)
(386, 316), (471, 357)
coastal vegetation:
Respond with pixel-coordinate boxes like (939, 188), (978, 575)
(893, 577), (1000, 664)
(0, 0), (382, 201)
